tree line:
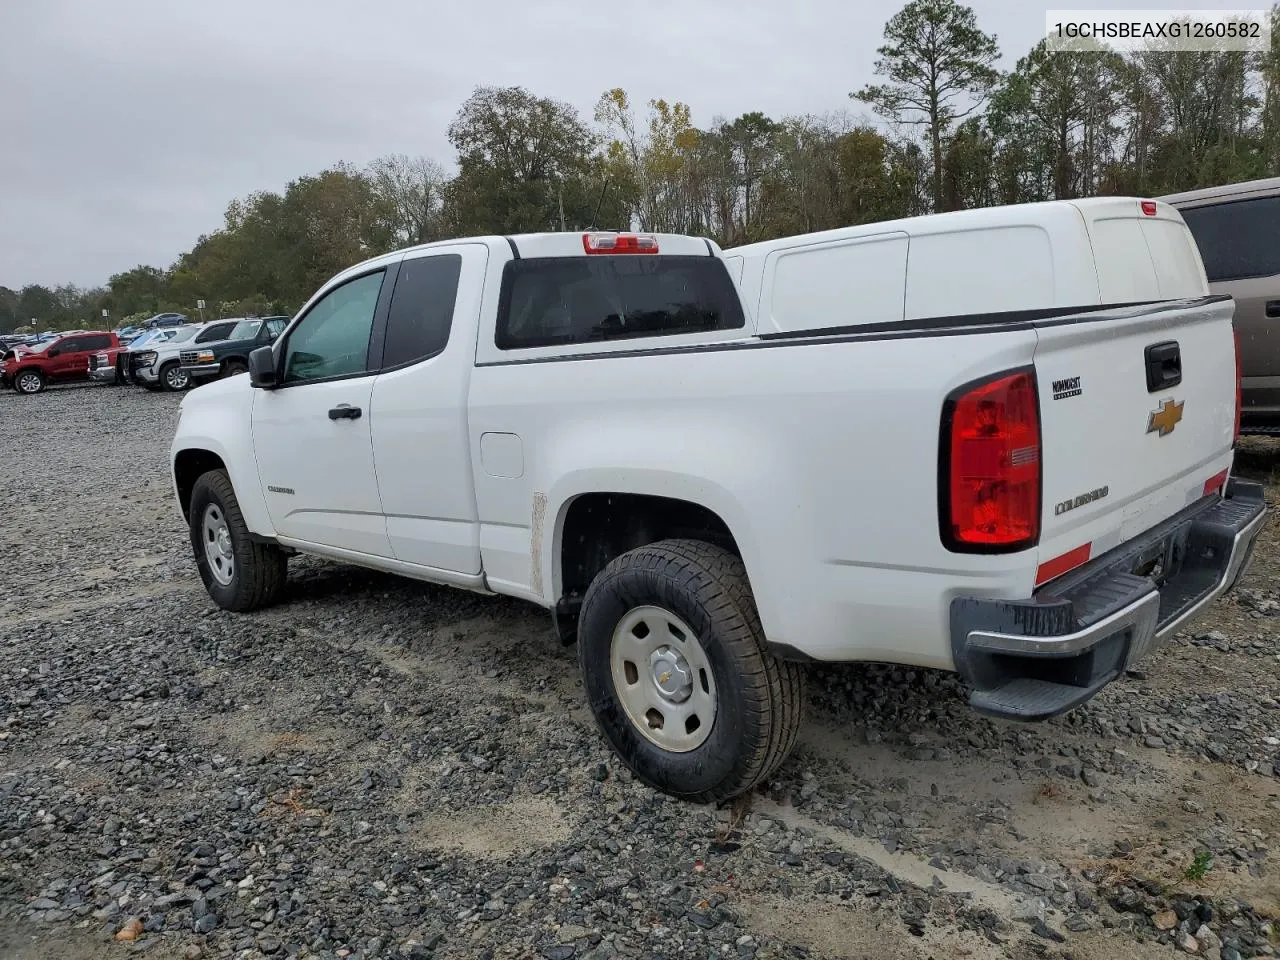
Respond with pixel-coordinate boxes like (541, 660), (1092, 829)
(5, 0), (1278, 334)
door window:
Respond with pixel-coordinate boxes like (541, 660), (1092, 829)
(196, 322), (236, 343)
(282, 271), (385, 384)
(55, 338), (81, 354)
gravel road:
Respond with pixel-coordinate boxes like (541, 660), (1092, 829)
(3, 384), (1280, 960)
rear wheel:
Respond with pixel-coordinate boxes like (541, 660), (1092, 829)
(577, 539), (805, 803)
(14, 370), (44, 394)
(159, 361), (190, 392)
(222, 359), (247, 378)
(188, 469), (288, 612)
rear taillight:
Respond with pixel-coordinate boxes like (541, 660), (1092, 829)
(1233, 328), (1242, 444)
(1141, 200), (1157, 216)
(940, 369), (1042, 552)
(582, 232), (659, 254)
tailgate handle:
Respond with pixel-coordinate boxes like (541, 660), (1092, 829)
(1267, 300), (1280, 318)
(1145, 340), (1182, 392)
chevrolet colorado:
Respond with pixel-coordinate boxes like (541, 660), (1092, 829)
(170, 213), (1265, 802)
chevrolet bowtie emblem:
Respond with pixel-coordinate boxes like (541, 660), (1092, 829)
(1147, 398), (1184, 437)
(658, 672), (672, 684)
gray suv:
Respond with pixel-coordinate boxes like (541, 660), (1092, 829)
(1161, 177), (1280, 434)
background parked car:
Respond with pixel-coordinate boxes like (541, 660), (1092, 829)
(1161, 176), (1280, 434)
(142, 313), (189, 330)
(88, 349), (120, 385)
(179, 316), (288, 384)
(89, 327), (182, 385)
(135, 320), (238, 391)
(2, 330), (118, 393)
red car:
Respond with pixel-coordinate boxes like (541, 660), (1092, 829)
(1, 331), (119, 394)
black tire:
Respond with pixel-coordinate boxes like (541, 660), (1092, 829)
(188, 469), (288, 612)
(577, 538), (805, 803)
(13, 369), (45, 394)
(222, 358), (248, 378)
(159, 361), (190, 392)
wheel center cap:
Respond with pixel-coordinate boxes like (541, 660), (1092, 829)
(650, 647), (693, 702)
(216, 528), (232, 557)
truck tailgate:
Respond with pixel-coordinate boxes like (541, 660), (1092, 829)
(1033, 297), (1237, 580)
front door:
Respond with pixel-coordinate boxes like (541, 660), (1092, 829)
(47, 337), (85, 379)
(251, 268), (394, 558)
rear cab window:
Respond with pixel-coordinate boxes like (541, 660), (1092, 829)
(495, 254), (745, 352)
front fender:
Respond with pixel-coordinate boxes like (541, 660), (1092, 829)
(170, 387), (275, 539)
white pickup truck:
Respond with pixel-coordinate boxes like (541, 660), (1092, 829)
(171, 203), (1266, 802)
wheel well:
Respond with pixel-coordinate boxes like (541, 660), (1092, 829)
(554, 493), (740, 644)
(173, 449), (226, 519)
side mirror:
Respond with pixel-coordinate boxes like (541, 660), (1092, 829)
(248, 345), (278, 389)
(47, 348), (60, 357)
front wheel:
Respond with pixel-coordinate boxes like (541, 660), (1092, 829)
(14, 370), (45, 394)
(577, 539), (806, 803)
(221, 359), (247, 378)
(188, 469), (288, 612)
(159, 361), (190, 392)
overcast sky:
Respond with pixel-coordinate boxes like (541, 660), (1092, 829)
(0, 0), (1256, 289)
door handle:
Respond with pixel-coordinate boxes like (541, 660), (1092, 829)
(1266, 300), (1280, 318)
(328, 404), (362, 421)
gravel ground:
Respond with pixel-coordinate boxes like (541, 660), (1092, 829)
(3, 383), (1280, 960)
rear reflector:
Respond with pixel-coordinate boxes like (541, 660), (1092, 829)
(1035, 543), (1092, 587)
(1204, 469), (1229, 497)
(1141, 200), (1157, 216)
(940, 368), (1042, 552)
(583, 232), (659, 255)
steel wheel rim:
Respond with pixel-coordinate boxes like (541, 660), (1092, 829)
(201, 503), (235, 586)
(17, 373), (40, 393)
(165, 366), (188, 389)
(609, 605), (717, 753)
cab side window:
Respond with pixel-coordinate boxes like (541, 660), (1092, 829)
(282, 271), (385, 385)
(196, 323), (235, 343)
(382, 254), (462, 368)
(1181, 197), (1280, 282)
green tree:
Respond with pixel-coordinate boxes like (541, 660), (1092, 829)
(0, 287), (18, 334)
(988, 40), (1123, 201)
(447, 85), (597, 234)
(853, 0), (1000, 212)
(368, 153), (450, 246)
(107, 265), (169, 318)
